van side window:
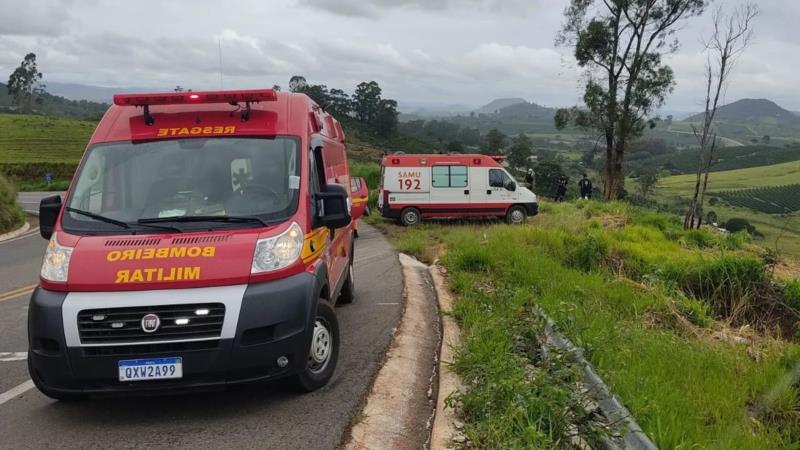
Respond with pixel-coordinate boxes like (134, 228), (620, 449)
(309, 150), (322, 217)
(489, 169), (512, 188)
(432, 165), (468, 188)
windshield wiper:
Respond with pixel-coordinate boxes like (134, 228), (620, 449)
(66, 207), (130, 229)
(66, 207), (183, 233)
(138, 215), (270, 227)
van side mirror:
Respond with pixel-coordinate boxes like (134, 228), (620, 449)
(315, 184), (351, 229)
(40, 195), (62, 239)
(505, 181), (517, 192)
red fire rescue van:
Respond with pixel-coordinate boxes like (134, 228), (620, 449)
(378, 153), (538, 225)
(29, 89), (355, 399)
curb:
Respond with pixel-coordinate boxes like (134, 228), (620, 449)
(343, 254), (440, 450)
(532, 305), (658, 450)
(428, 264), (466, 450)
(0, 221), (30, 242)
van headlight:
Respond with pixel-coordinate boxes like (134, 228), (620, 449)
(41, 232), (73, 282)
(251, 222), (304, 273)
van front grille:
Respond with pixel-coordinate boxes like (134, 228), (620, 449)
(78, 303), (225, 344)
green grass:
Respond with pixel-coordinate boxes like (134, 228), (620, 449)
(371, 201), (800, 448)
(0, 113), (95, 163)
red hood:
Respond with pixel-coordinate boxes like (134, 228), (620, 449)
(64, 230), (263, 291)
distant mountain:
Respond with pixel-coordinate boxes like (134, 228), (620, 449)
(686, 98), (798, 123)
(474, 98), (527, 115)
(0, 82), (109, 119)
(494, 101), (556, 120)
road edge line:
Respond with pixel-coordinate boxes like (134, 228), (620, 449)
(0, 221), (30, 243)
(0, 380), (35, 406)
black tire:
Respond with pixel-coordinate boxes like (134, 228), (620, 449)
(400, 207), (422, 227)
(337, 258), (355, 305)
(28, 354), (86, 402)
(294, 300), (339, 392)
(505, 205), (527, 225)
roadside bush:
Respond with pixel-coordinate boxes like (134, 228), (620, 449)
(0, 173), (25, 233)
(662, 255), (770, 321)
(725, 218), (758, 236)
(568, 234), (609, 272)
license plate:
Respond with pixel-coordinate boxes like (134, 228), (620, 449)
(118, 357), (183, 382)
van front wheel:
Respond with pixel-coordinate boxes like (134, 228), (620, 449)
(506, 206), (527, 225)
(295, 300), (339, 392)
(400, 207), (422, 227)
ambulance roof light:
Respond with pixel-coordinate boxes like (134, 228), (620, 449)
(113, 89), (277, 107)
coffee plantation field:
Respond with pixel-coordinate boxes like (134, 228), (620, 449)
(714, 184), (800, 214)
(0, 113), (95, 164)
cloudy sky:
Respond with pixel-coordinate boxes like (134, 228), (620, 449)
(0, 0), (797, 112)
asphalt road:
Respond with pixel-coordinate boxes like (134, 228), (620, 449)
(0, 203), (404, 449)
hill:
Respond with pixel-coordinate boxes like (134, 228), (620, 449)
(493, 101), (556, 120)
(474, 97), (527, 114)
(0, 82), (109, 119)
(686, 98), (798, 124)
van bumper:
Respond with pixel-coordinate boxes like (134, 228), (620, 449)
(524, 202), (539, 216)
(27, 274), (318, 396)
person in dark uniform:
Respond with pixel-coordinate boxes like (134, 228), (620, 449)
(554, 175), (568, 202)
(524, 168), (535, 190)
(578, 173), (593, 200)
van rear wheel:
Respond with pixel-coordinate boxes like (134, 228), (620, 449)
(294, 300), (339, 392)
(400, 207), (422, 227)
(337, 258), (355, 305)
(506, 206), (527, 225)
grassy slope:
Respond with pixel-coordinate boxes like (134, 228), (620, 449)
(654, 161), (800, 258)
(369, 202), (800, 449)
(0, 113), (95, 163)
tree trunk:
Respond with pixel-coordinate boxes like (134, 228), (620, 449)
(605, 140), (625, 200)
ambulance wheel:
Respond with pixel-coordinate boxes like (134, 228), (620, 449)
(337, 257), (355, 305)
(400, 207), (422, 227)
(295, 300), (339, 392)
(506, 206), (527, 225)
(28, 354), (86, 402)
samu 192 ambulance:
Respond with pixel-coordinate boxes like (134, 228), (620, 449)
(378, 153), (538, 226)
(29, 89), (356, 400)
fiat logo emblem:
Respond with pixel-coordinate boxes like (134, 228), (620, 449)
(141, 313), (161, 333)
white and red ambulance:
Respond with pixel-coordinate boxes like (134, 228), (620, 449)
(29, 89), (355, 399)
(378, 153), (538, 226)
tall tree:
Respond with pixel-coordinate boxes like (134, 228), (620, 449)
(352, 81), (382, 123)
(327, 88), (352, 118)
(554, 0), (707, 200)
(684, 3), (758, 229)
(485, 128), (506, 155)
(7, 52), (45, 114)
(508, 133), (533, 169)
(374, 99), (398, 138)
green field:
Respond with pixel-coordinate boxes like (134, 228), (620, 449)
(717, 185), (800, 214)
(0, 113), (95, 163)
(658, 160), (800, 196)
(654, 162), (800, 258)
(370, 202), (800, 448)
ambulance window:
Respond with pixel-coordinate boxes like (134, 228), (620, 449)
(450, 166), (468, 187)
(432, 165), (468, 188)
(489, 169), (512, 188)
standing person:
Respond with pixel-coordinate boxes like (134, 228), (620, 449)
(524, 168), (535, 190)
(555, 175), (568, 202)
(578, 173), (593, 200)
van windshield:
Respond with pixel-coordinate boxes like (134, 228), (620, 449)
(63, 137), (300, 233)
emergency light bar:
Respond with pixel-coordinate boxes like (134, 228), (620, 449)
(113, 89), (277, 106)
